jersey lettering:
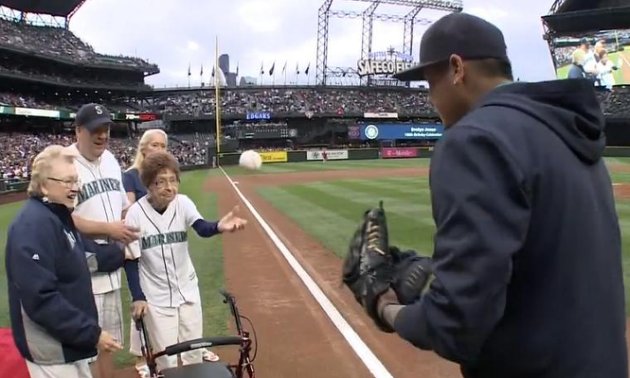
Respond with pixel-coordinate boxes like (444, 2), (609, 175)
(141, 231), (188, 250)
(77, 178), (122, 205)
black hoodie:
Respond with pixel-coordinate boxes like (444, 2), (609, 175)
(393, 79), (628, 378)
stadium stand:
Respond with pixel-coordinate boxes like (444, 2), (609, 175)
(1, 0), (630, 195)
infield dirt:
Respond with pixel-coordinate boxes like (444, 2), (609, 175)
(203, 167), (462, 377)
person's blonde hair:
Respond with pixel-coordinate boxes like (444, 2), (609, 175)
(27, 145), (74, 197)
(127, 129), (169, 172)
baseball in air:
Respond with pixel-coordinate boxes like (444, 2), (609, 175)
(239, 150), (263, 170)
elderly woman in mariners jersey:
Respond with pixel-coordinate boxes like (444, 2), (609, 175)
(5, 145), (126, 378)
(122, 129), (219, 377)
(123, 150), (247, 371)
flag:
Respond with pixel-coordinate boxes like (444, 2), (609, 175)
(305, 62), (310, 75)
(282, 61), (287, 74)
(200, 64), (203, 76)
(187, 63), (191, 77)
(296, 62), (300, 75)
(260, 62), (264, 75)
(216, 66), (228, 87)
(211, 66), (215, 77)
(269, 62), (275, 76)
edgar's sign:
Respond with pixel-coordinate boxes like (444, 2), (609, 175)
(356, 50), (415, 77)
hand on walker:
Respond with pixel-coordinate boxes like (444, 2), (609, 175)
(131, 300), (148, 320)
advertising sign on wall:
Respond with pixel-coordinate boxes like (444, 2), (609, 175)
(246, 111), (271, 120)
(306, 150), (349, 161)
(359, 123), (444, 140)
(364, 112), (398, 119)
(259, 151), (287, 163)
(347, 125), (361, 140)
(381, 147), (419, 159)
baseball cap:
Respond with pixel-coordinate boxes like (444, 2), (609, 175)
(393, 12), (509, 81)
(74, 103), (113, 131)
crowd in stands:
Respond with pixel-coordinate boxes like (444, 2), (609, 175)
(0, 91), (141, 113)
(147, 86), (630, 118)
(597, 87), (630, 117)
(0, 62), (150, 90)
(146, 87), (434, 117)
(2, 86), (626, 120)
(0, 132), (212, 182)
(0, 17), (156, 71)
(0, 92), (53, 110)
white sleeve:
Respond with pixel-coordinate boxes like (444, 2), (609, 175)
(180, 195), (203, 227)
(125, 207), (142, 259)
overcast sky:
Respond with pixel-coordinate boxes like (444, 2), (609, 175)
(68, 0), (557, 88)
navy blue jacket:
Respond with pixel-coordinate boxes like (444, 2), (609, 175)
(394, 79), (628, 377)
(5, 197), (125, 364)
(122, 168), (147, 201)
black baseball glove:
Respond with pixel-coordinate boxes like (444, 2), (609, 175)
(341, 201), (432, 332)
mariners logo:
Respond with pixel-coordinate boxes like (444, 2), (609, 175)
(365, 125), (379, 140)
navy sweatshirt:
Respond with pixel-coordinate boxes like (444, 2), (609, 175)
(5, 197), (125, 364)
(393, 79), (628, 378)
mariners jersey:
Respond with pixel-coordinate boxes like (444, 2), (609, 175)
(125, 194), (202, 308)
(67, 144), (128, 294)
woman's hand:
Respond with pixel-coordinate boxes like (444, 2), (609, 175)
(218, 206), (247, 233)
(97, 330), (123, 353)
(131, 300), (148, 320)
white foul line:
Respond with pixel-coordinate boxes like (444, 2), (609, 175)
(219, 167), (393, 378)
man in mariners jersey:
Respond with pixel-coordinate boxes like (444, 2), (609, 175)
(66, 103), (140, 378)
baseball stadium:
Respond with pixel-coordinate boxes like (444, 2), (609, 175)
(1, 0), (630, 377)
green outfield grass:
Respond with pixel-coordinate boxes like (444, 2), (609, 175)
(0, 170), (228, 368)
(255, 157), (630, 314)
(555, 49), (630, 84)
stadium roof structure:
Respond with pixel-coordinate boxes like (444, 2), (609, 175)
(0, 0), (85, 18)
(542, 0), (630, 36)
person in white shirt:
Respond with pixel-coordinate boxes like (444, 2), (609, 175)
(596, 50), (617, 90)
(124, 151), (246, 371)
(65, 103), (140, 378)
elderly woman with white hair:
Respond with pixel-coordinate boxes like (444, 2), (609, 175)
(5, 145), (127, 378)
(122, 129), (219, 378)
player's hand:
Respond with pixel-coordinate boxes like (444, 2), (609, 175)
(131, 300), (148, 320)
(107, 221), (140, 244)
(218, 206), (247, 233)
(97, 330), (123, 353)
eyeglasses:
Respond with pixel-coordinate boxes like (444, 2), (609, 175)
(154, 178), (179, 189)
(48, 177), (81, 188)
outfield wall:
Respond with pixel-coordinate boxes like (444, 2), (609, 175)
(217, 147), (435, 166)
(217, 146), (630, 166)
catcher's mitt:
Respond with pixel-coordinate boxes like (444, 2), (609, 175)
(342, 201), (433, 332)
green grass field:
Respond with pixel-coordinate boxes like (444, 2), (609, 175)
(2, 157), (630, 368)
(253, 158), (630, 314)
(555, 49), (630, 84)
